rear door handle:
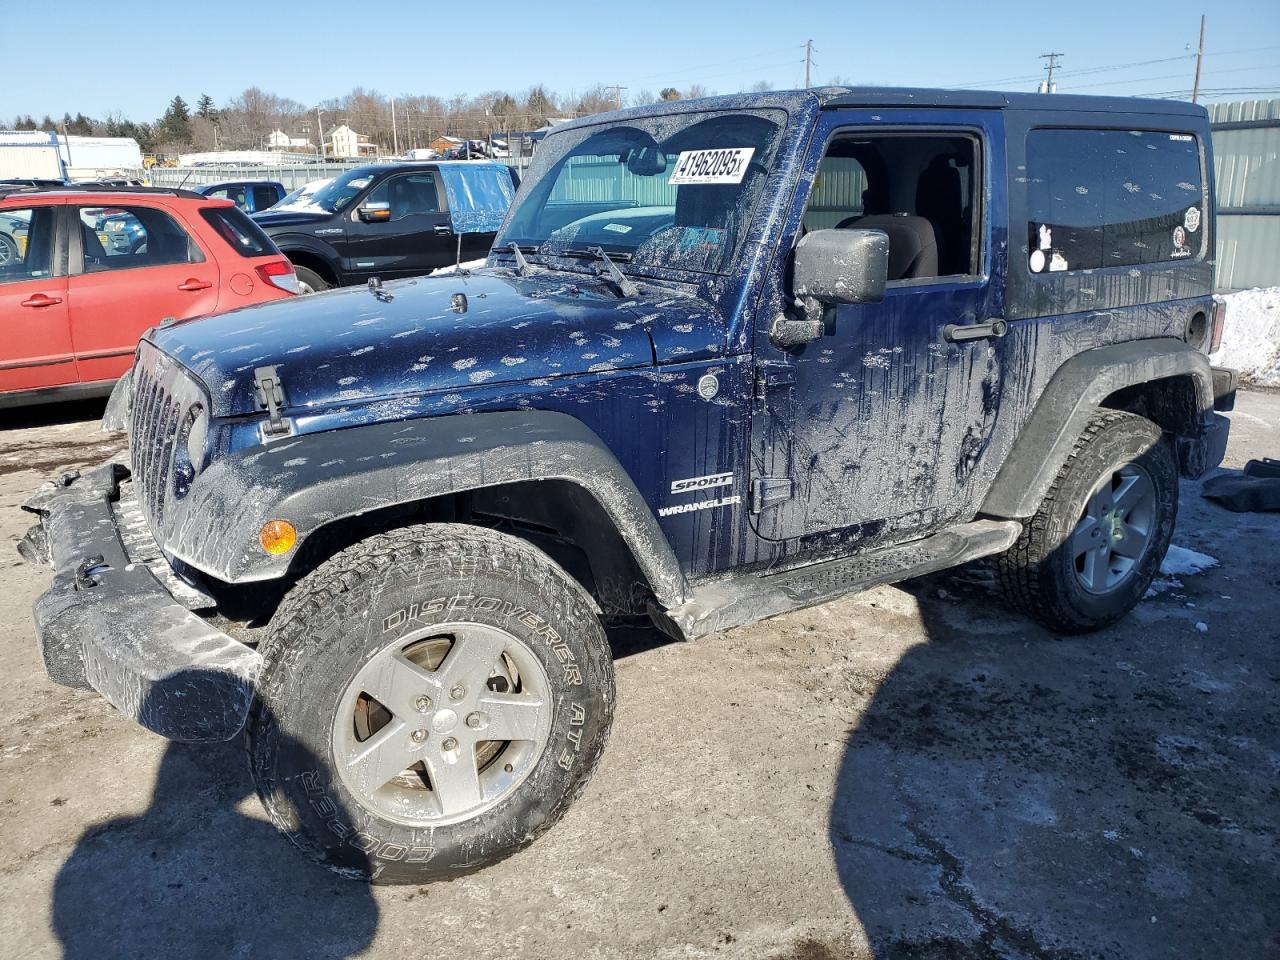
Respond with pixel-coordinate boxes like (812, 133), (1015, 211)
(177, 278), (212, 291)
(433, 225), (452, 236)
(21, 294), (63, 308)
(943, 319), (1008, 343)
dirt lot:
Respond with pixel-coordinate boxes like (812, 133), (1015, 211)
(0, 394), (1276, 960)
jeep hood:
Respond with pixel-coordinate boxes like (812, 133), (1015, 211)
(149, 270), (664, 417)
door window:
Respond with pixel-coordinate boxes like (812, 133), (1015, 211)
(801, 134), (980, 280)
(252, 185), (280, 211)
(0, 207), (56, 284)
(1024, 128), (1204, 272)
(77, 205), (202, 273)
(364, 173), (441, 220)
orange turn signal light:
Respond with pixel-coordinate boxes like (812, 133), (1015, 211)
(259, 520), (297, 555)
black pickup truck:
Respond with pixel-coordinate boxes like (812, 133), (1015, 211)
(251, 161), (517, 291)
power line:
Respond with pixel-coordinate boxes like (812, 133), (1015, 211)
(954, 43), (1280, 90)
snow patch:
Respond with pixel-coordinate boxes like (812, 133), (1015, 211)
(1146, 545), (1219, 597)
(432, 259), (487, 275)
(1212, 287), (1280, 387)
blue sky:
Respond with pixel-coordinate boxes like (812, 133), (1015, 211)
(5, 0), (1278, 121)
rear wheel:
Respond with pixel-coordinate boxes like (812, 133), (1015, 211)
(996, 410), (1177, 634)
(247, 523), (614, 883)
(293, 264), (330, 294)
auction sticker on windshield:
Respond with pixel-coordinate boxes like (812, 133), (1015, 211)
(668, 148), (755, 185)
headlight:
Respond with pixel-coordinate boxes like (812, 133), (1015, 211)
(185, 405), (209, 472)
(173, 404), (208, 499)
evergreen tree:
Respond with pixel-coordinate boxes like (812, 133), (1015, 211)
(158, 96), (192, 144)
(39, 114), (56, 131)
(195, 94), (218, 122)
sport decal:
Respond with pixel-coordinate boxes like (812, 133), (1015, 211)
(671, 471), (733, 495)
(668, 148), (755, 185)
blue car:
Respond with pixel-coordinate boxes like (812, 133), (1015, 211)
(194, 180), (286, 214)
(23, 87), (1236, 884)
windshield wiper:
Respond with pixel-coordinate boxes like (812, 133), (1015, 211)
(581, 246), (638, 298)
(508, 242), (537, 277)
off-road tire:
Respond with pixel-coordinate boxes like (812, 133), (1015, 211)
(246, 523), (614, 883)
(995, 410), (1177, 634)
(293, 264), (330, 294)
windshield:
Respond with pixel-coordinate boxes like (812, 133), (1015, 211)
(299, 170), (376, 214)
(498, 109), (786, 275)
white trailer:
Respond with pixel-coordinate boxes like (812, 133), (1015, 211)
(0, 130), (66, 180)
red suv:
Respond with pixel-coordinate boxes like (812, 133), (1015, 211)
(0, 186), (298, 408)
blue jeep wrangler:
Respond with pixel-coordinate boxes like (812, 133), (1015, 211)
(20, 88), (1236, 882)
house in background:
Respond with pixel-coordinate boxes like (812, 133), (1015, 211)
(267, 129), (311, 152)
(429, 135), (464, 155)
(327, 125), (377, 159)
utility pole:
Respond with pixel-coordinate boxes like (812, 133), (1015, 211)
(804, 39), (813, 88)
(1039, 52), (1063, 93)
(316, 108), (326, 160)
(605, 85), (628, 110)
(1192, 14), (1206, 103)
(391, 98), (399, 155)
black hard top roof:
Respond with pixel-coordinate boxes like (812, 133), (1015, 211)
(815, 86), (1207, 117)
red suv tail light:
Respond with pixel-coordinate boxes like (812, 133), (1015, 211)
(1210, 296), (1227, 354)
(256, 259), (299, 294)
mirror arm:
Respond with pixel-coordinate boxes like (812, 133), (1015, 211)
(768, 295), (825, 348)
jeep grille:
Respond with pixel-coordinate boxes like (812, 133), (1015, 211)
(128, 340), (205, 540)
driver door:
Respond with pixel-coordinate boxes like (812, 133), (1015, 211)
(750, 109), (1008, 547)
(343, 171), (453, 280)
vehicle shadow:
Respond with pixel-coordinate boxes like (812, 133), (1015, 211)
(827, 559), (1278, 958)
(51, 684), (378, 960)
(0, 397), (108, 432)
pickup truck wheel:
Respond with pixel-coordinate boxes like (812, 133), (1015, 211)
(995, 410), (1177, 634)
(293, 265), (330, 294)
(247, 523), (614, 883)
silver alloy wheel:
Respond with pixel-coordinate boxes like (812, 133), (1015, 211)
(331, 622), (553, 827)
(1070, 462), (1157, 594)
(296, 279), (316, 294)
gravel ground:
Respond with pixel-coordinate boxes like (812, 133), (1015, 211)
(0, 393), (1276, 960)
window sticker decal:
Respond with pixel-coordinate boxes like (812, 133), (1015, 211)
(668, 148), (755, 185)
(1030, 249), (1046, 273)
(1184, 206), (1201, 233)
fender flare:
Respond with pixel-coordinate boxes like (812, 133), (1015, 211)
(980, 338), (1213, 519)
(166, 411), (688, 607)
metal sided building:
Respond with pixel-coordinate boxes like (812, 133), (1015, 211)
(1211, 99), (1280, 291)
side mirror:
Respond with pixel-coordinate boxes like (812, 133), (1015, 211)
(358, 201), (392, 223)
(793, 228), (890, 305)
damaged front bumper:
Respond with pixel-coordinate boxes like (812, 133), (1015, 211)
(19, 462), (261, 742)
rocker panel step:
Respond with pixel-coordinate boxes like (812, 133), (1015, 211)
(662, 519), (1022, 640)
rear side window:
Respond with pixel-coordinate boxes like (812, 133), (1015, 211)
(1024, 129), (1204, 273)
(77, 205), (202, 272)
(200, 206), (278, 258)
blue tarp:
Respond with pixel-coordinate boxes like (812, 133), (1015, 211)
(437, 162), (516, 234)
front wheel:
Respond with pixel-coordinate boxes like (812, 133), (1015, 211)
(996, 410), (1177, 634)
(247, 523), (614, 883)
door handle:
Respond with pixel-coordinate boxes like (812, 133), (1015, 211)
(177, 278), (212, 291)
(21, 294), (63, 308)
(433, 225), (452, 236)
(943, 319), (1008, 343)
